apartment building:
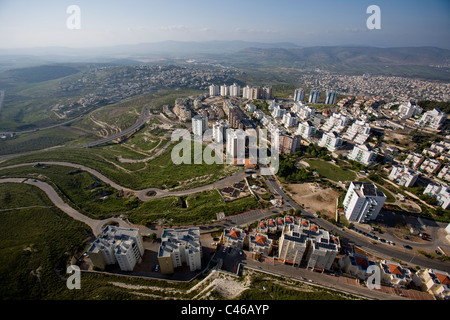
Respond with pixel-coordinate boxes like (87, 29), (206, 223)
(419, 158), (442, 175)
(278, 219), (340, 271)
(245, 103), (256, 113)
(223, 227), (246, 249)
(296, 121), (317, 140)
(220, 84), (229, 97)
(412, 268), (450, 300)
(389, 165), (419, 187)
(321, 113), (349, 134)
(398, 100), (423, 120)
(415, 108), (447, 130)
(249, 233), (273, 256)
(423, 183), (450, 209)
(257, 220), (268, 234)
(294, 88), (305, 102)
(87, 226), (144, 272)
(278, 134), (301, 154)
(342, 120), (371, 145)
(438, 165), (450, 182)
(318, 131), (343, 152)
(343, 182), (386, 223)
(229, 83), (240, 97)
(292, 102), (315, 120)
(209, 84), (220, 96)
(404, 152), (425, 170)
(192, 115), (208, 137)
(324, 90), (337, 105)
(347, 144), (378, 166)
(378, 260), (412, 287)
(158, 228), (202, 274)
(282, 112), (299, 128)
(271, 105), (286, 119)
(309, 90), (320, 104)
(212, 120), (229, 143)
(243, 85), (260, 100)
(261, 85), (273, 100)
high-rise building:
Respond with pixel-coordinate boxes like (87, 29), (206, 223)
(87, 226), (145, 272)
(324, 90), (337, 105)
(282, 112), (299, 128)
(212, 120), (229, 143)
(318, 131), (343, 152)
(278, 134), (301, 154)
(296, 121), (317, 140)
(398, 100), (423, 119)
(158, 228), (202, 274)
(229, 83), (241, 97)
(415, 108), (447, 130)
(343, 182), (386, 223)
(309, 90), (321, 104)
(262, 85), (273, 100)
(294, 88), (305, 102)
(209, 84), (220, 96)
(192, 115), (208, 137)
(220, 84), (229, 97)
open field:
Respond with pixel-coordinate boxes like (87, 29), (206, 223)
(304, 159), (356, 182)
(287, 183), (339, 219)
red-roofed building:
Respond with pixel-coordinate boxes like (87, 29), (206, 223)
(378, 260), (412, 287)
(257, 220), (268, 234)
(413, 268), (450, 300)
(267, 219), (277, 233)
(223, 227), (246, 249)
(339, 253), (376, 280)
(249, 233), (273, 256)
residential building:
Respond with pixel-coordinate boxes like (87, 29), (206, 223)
(318, 131), (343, 152)
(294, 88), (305, 102)
(419, 158), (442, 175)
(243, 86), (260, 100)
(209, 84), (219, 96)
(278, 134), (301, 154)
(404, 153), (425, 170)
(220, 84), (229, 97)
(347, 144), (378, 166)
(423, 183), (450, 209)
(378, 260), (412, 287)
(321, 113), (349, 133)
(228, 107), (242, 128)
(292, 102), (315, 120)
(389, 165), (419, 187)
(192, 115), (208, 137)
(278, 218), (340, 271)
(324, 90), (337, 105)
(398, 100), (423, 120)
(87, 226), (144, 272)
(158, 228), (202, 274)
(245, 103), (256, 113)
(249, 233), (273, 256)
(342, 120), (371, 145)
(229, 83), (240, 97)
(339, 253), (376, 281)
(271, 105), (286, 119)
(173, 103), (192, 122)
(415, 108), (447, 130)
(343, 182), (386, 223)
(296, 121), (317, 140)
(267, 218), (277, 233)
(438, 165), (450, 182)
(282, 112), (299, 128)
(413, 268), (450, 300)
(257, 220), (268, 234)
(309, 90), (320, 104)
(223, 227), (246, 249)
(261, 85), (273, 100)
(212, 120), (229, 143)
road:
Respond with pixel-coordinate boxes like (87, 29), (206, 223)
(0, 178), (130, 236)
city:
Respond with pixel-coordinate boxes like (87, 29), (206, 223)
(1, 0), (450, 316)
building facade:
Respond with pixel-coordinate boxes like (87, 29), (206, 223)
(343, 182), (386, 223)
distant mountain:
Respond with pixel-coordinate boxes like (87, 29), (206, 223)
(231, 46), (450, 66)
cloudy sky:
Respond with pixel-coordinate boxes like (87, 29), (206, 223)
(0, 0), (449, 48)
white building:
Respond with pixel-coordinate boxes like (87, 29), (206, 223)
(398, 100), (423, 120)
(415, 108), (447, 130)
(343, 182), (386, 223)
(87, 226), (145, 272)
(282, 112), (299, 128)
(318, 131), (343, 152)
(294, 88), (305, 102)
(413, 268), (450, 300)
(347, 144), (378, 166)
(271, 105), (286, 119)
(423, 183), (450, 209)
(321, 113), (349, 134)
(324, 90), (337, 105)
(158, 228), (202, 274)
(296, 121), (317, 140)
(404, 153), (425, 170)
(292, 102), (315, 120)
(278, 218), (340, 271)
(229, 83), (240, 97)
(212, 120), (229, 143)
(389, 165), (419, 187)
(192, 115), (208, 137)
(220, 84), (229, 97)
(223, 227), (246, 249)
(342, 120), (371, 145)
(209, 84), (220, 96)
(309, 90), (320, 104)
(245, 103), (256, 113)
(419, 158), (442, 175)
(438, 165), (450, 182)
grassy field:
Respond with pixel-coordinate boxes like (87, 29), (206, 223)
(304, 159), (356, 182)
(0, 183), (90, 299)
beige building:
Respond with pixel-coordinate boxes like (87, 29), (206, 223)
(249, 233), (272, 256)
(412, 268), (450, 300)
(377, 260), (412, 287)
(223, 227), (246, 249)
(339, 253), (376, 280)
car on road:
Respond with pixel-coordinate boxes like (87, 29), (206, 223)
(222, 247), (227, 253)
(154, 265), (159, 272)
(403, 245), (413, 250)
(435, 249), (442, 256)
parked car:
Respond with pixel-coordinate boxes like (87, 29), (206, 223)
(403, 245), (413, 250)
(155, 265), (159, 272)
(222, 247), (227, 253)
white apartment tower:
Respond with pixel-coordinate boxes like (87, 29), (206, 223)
(220, 84), (229, 97)
(192, 115), (208, 137)
(229, 83), (241, 97)
(309, 90), (321, 104)
(294, 88), (305, 102)
(343, 182), (386, 223)
(209, 84), (220, 96)
(347, 144), (378, 166)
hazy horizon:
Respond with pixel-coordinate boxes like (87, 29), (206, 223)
(0, 0), (449, 50)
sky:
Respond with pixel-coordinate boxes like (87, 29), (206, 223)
(0, 0), (449, 49)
